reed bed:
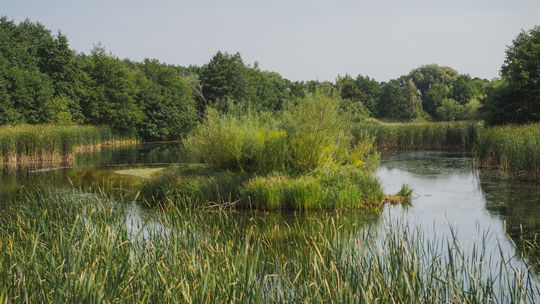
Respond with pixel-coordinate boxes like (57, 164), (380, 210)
(355, 120), (483, 150)
(474, 124), (540, 179)
(0, 191), (538, 303)
(0, 124), (137, 166)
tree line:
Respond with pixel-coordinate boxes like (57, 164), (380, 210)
(1, 17), (539, 140)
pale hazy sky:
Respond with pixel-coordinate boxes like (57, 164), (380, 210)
(3, 0), (540, 81)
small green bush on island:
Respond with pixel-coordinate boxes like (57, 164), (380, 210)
(143, 95), (383, 210)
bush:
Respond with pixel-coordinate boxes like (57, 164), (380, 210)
(143, 95), (383, 210)
(184, 94), (375, 174)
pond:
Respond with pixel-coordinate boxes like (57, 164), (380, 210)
(2, 143), (540, 279)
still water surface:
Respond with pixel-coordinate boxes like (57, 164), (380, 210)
(1, 144), (540, 273)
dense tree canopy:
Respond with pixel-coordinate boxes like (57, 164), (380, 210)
(482, 26), (540, 124)
(378, 80), (422, 121)
(1, 16), (538, 136)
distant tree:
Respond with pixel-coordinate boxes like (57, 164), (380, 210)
(436, 98), (463, 121)
(406, 64), (458, 116)
(82, 46), (143, 133)
(355, 75), (381, 116)
(0, 17), (55, 123)
(403, 80), (423, 119)
(483, 26), (540, 124)
(378, 80), (421, 120)
(199, 51), (251, 113)
(451, 74), (478, 105)
(336, 75), (367, 119)
(481, 79), (514, 124)
(336, 75), (364, 101)
(249, 70), (291, 111)
(133, 59), (197, 141)
(425, 83), (451, 116)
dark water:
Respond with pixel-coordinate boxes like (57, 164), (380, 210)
(2, 144), (540, 273)
(0, 142), (183, 207)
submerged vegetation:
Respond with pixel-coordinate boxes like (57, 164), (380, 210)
(0, 192), (538, 303)
(0, 124), (136, 166)
(474, 124), (540, 179)
(142, 95), (383, 209)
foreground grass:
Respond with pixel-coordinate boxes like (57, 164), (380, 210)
(0, 124), (137, 166)
(0, 191), (538, 303)
(355, 120), (483, 150)
(474, 124), (540, 179)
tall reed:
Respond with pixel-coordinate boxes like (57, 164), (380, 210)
(0, 124), (137, 166)
(355, 120), (483, 150)
(0, 192), (538, 303)
(474, 124), (540, 179)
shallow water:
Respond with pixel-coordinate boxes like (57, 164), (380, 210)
(2, 144), (540, 275)
(0, 142), (183, 207)
(378, 151), (540, 271)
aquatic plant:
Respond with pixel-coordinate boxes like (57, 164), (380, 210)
(0, 192), (538, 303)
(355, 120), (483, 150)
(141, 164), (383, 210)
(241, 168), (383, 210)
(474, 123), (540, 179)
(0, 124), (137, 166)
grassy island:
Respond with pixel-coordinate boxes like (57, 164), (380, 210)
(141, 95), (385, 210)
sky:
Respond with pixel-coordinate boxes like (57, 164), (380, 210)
(3, 0), (540, 81)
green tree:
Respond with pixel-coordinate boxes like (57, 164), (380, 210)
(452, 74), (480, 105)
(436, 98), (463, 121)
(406, 64), (458, 116)
(355, 75), (381, 116)
(484, 26), (540, 124)
(378, 80), (422, 121)
(404, 80), (423, 119)
(134, 59), (198, 141)
(82, 46), (143, 133)
(424, 83), (451, 116)
(199, 52), (251, 113)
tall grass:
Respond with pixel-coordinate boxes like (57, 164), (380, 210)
(184, 95), (361, 174)
(1, 192), (538, 302)
(146, 95), (383, 209)
(355, 120), (483, 150)
(140, 164), (384, 210)
(474, 124), (540, 179)
(0, 124), (137, 166)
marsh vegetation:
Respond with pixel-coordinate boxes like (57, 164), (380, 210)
(0, 15), (540, 303)
(1, 191), (539, 303)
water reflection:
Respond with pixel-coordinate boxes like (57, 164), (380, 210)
(2, 144), (540, 278)
(378, 151), (540, 273)
(0, 143), (182, 207)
